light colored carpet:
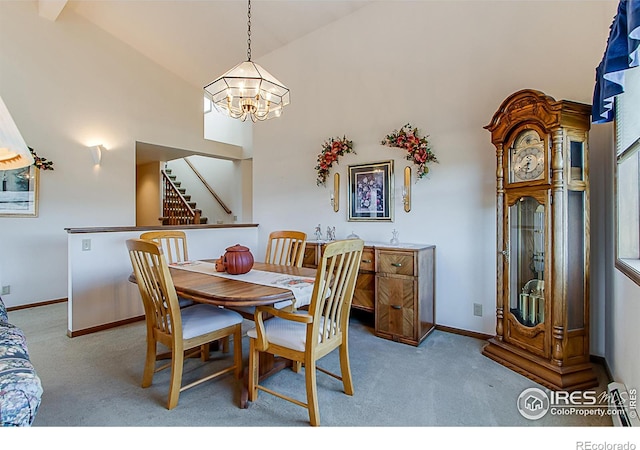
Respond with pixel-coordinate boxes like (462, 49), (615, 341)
(8, 302), (613, 428)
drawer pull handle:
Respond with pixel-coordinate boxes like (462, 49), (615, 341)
(391, 305), (402, 310)
(362, 259), (372, 263)
(391, 263), (403, 267)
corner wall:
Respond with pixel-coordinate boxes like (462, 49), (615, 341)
(0, 2), (235, 307)
(252, 1), (616, 337)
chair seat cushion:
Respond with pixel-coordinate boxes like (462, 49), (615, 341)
(247, 314), (327, 352)
(177, 297), (194, 308)
(180, 305), (243, 340)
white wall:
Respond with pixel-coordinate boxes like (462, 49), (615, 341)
(204, 106), (253, 158)
(166, 156), (239, 224)
(252, 1), (616, 336)
(67, 226), (258, 334)
(0, 2), (239, 307)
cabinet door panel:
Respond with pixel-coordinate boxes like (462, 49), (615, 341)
(376, 276), (415, 338)
(302, 245), (318, 268)
(353, 272), (375, 311)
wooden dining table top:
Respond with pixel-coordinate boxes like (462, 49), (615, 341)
(168, 261), (317, 307)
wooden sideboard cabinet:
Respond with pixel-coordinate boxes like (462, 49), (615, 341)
(375, 245), (436, 346)
(303, 241), (435, 346)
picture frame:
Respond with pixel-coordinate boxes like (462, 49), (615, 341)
(348, 160), (393, 222)
(0, 165), (39, 217)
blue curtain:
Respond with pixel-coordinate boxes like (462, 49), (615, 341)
(592, 0), (640, 123)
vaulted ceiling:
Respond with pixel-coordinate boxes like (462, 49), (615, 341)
(41, 0), (371, 90)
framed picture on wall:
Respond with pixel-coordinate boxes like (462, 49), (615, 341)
(348, 160), (393, 222)
(0, 165), (39, 217)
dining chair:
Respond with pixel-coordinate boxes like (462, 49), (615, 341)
(141, 230), (232, 357)
(265, 230), (307, 268)
(139, 231), (194, 308)
(247, 238), (364, 426)
(139, 230), (189, 264)
(126, 238), (243, 410)
(230, 230), (308, 322)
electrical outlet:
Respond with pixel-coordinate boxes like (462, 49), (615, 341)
(473, 303), (483, 317)
(82, 239), (91, 251)
(1, 285), (10, 295)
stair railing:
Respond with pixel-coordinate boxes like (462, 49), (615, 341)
(184, 157), (232, 215)
(160, 170), (201, 225)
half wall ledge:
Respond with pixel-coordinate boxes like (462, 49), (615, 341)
(66, 224), (259, 336)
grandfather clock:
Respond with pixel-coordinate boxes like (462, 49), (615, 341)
(482, 89), (597, 391)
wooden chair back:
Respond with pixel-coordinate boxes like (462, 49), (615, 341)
(127, 238), (182, 343)
(308, 239), (364, 353)
(139, 230), (188, 264)
(265, 230), (307, 267)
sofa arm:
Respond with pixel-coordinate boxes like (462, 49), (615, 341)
(0, 358), (43, 426)
(0, 323), (43, 426)
(0, 296), (7, 324)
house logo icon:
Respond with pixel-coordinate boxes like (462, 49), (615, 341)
(517, 387), (550, 420)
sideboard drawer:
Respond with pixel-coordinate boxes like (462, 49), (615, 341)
(377, 251), (415, 276)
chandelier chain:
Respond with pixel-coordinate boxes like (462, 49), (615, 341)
(247, 0), (252, 61)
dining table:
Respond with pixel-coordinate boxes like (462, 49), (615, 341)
(169, 261), (316, 308)
(166, 260), (318, 408)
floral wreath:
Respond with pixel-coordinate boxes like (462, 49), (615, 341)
(29, 147), (54, 171)
(381, 123), (437, 180)
(315, 135), (354, 186)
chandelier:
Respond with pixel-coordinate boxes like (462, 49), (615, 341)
(204, 0), (290, 122)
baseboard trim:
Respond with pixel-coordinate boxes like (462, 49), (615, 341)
(6, 297), (67, 311)
(435, 324), (493, 341)
(67, 315), (145, 338)
(590, 355), (614, 383)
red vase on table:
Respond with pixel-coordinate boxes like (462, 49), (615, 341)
(220, 244), (254, 275)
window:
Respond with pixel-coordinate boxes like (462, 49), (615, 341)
(615, 65), (640, 285)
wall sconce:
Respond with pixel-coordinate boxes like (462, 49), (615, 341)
(330, 173), (340, 212)
(403, 166), (411, 212)
(89, 145), (104, 165)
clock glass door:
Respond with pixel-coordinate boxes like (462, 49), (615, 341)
(508, 196), (545, 327)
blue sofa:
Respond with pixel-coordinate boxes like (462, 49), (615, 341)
(0, 296), (42, 426)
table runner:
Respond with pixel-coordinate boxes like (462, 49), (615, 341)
(169, 261), (316, 308)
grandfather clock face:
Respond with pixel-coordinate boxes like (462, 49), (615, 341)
(509, 130), (545, 183)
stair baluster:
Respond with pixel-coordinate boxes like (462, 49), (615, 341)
(160, 170), (203, 225)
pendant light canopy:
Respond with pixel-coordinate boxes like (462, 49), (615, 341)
(204, 0), (290, 122)
(0, 96), (33, 170)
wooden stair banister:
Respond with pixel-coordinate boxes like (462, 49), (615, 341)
(161, 170), (202, 225)
(184, 157), (232, 215)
